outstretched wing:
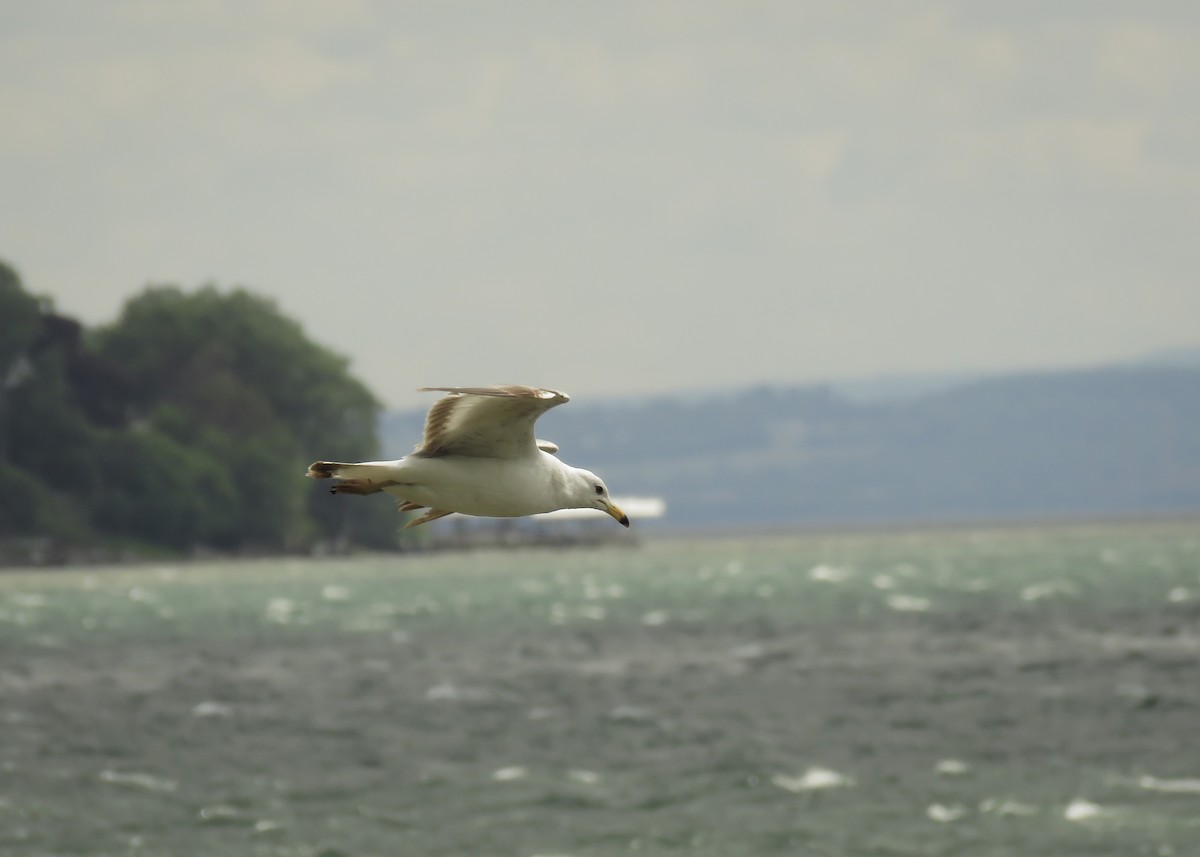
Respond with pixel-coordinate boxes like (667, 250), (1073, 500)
(414, 386), (570, 459)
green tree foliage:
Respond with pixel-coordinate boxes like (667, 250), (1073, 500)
(90, 428), (240, 548)
(0, 263), (398, 553)
(94, 284), (397, 548)
(5, 346), (101, 494)
(0, 261), (42, 374)
(1, 261), (99, 542)
(95, 285), (378, 449)
(1, 261), (44, 464)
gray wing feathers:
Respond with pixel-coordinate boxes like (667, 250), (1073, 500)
(414, 385), (569, 458)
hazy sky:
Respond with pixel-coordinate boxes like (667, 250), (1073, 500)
(3, 2), (1198, 407)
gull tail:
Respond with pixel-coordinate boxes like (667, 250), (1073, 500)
(305, 460), (406, 496)
(306, 461), (352, 479)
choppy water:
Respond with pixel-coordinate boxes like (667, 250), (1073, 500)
(1, 520), (1199, 856)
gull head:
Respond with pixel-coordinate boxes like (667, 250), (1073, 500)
(568, 468), (629, 527)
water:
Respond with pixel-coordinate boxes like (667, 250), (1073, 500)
(1, 520), (1199, 856)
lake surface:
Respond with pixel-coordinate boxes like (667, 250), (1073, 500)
(2, 520), (1199, 855)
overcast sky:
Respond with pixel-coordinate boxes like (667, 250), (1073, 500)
(3, 1), (1198, 408)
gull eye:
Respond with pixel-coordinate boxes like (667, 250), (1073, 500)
(594, 485), (604, 495)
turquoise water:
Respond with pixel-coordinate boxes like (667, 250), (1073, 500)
(1, 521), (1198, 855)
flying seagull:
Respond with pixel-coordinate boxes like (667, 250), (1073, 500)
(307, 385), (629, 529)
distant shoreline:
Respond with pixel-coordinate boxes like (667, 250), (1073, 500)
(3, 510), (1197, 572)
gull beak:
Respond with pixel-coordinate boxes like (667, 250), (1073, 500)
(603, 500), (630, 528)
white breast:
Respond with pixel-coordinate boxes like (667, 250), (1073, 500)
(389, 452), (568, 518)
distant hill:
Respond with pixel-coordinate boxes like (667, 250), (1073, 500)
(381, 365), (1200, 529)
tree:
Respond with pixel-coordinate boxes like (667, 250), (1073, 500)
(93, 284), (396, 548)
(0, 261), (99, 541)
(90, 427), (240, 548)
(0, 260), (44, 461)
(1, 268), (399, 554)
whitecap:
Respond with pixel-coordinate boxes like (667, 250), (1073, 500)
(425, 683), (490, 703)
(927, 803), (967, 823)
(809, 564), (850, 583)
(192, 701), (233, 718)
(198, 805), (243, 823)
(1021, 581), (1076, 602)
(979, 797), (1037, 816)
(568, 769), (601, 785)
(128, 586), (156, 604)
(1168, 588), (1190, 603)
(264, 598), (296, 624)
(887, 594), (932, 612)
(936, 758), (970, 776)
(99, 770), (177, 793)
(1063, 798), (1103, 821)
(771, 767), (854, 792)
(641, 610), (668, 626)
(321, 585), (350, 601)
(492, 766), (528, 781)
(1137, 775), (1200, 794)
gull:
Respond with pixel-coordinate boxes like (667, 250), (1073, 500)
(306, 386), (629, 529)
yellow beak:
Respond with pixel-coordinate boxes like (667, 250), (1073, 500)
(604, 500), (630, 528)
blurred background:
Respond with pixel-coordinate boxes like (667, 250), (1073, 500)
(2, 1), (1198, 557)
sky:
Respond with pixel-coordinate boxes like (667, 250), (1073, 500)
(2, 1), (1198, 408)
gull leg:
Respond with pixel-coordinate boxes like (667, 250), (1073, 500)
(396, 501), (424, 513)
(329, 479), (382, 496)
(404, 509), (454, 529)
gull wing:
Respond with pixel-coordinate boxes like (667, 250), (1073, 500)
(414, 386), (570, 459)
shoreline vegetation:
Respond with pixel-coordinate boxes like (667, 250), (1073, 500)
(1, 259), (400, 560)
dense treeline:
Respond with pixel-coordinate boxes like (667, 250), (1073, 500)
(0, 259), (398, 556)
